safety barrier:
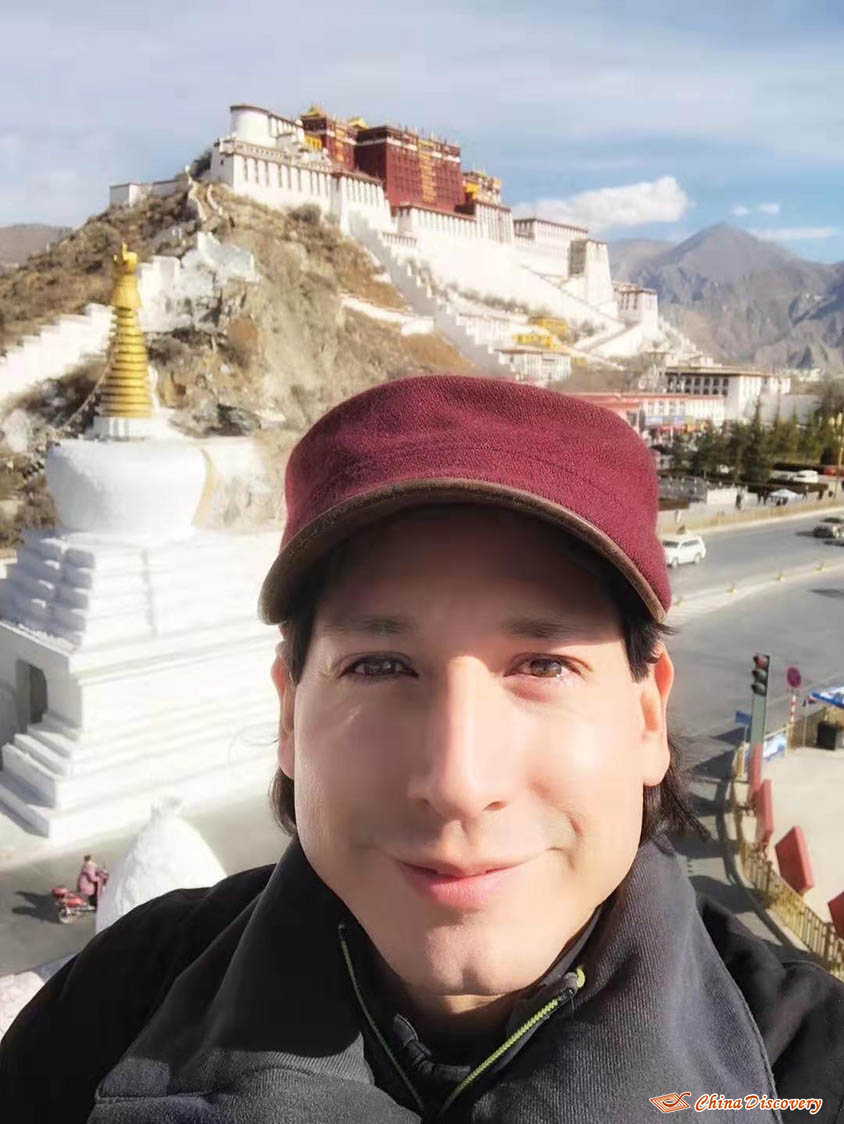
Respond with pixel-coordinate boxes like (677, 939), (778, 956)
(729, 746), (844, 980)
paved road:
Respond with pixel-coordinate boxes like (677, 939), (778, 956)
(0, 795), (286, 976)
(668, 565), (844, 948)
(668, 508), (844, 598)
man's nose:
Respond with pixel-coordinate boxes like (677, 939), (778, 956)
(407, 658), (516, 821)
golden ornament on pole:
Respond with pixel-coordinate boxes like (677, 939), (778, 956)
(97, 243), (154, 420)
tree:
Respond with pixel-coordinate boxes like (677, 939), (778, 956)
(769, 415), (799, 459)
(798, 415), (826, 461)
(744, 402), (774, 484)
(724, 421), (752, 482)
(668, 430), (691, 476)
(689, 422), (726, 479)
(816, 378), (844, 422)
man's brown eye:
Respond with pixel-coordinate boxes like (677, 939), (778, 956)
(520, 657), (571, 678)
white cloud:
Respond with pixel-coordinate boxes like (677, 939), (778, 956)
(748, 226), (840, 241)
(732, 202), (781, 216)
(2, 4), (844, 225)
(514, 176), (689, 233)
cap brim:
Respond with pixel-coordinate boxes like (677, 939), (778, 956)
(258, 479), (666, 625)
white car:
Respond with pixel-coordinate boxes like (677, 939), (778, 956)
(661, 534), (706, 568)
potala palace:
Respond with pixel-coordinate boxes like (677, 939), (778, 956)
(112, 102), (698, 380)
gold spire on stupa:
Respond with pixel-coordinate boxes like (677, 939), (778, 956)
(97, 243), (154, 419)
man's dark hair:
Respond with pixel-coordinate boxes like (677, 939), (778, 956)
(269, 510), (707, 846)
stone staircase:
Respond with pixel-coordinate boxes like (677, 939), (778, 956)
(0, 304), (113, 408)
(0, 523), (281, 843)
(0, 238), (258, 413)
(0, 659), (275, 842)
(350, 214), (650, 374)
(350, 215), (511, 373)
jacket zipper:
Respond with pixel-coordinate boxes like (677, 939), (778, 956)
(338, 922), (586, 1121)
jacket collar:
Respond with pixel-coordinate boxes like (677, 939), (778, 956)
(93, 837), (782, 1122)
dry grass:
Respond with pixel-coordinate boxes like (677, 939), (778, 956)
(0, 191), (199, 355)
(213, 191), (407, 311)
(399, 331), (475, 371)
(2, 185), (486, 541)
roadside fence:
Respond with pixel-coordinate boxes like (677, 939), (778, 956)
(657, 494), (844, 535)
(729, 744), (844, 981)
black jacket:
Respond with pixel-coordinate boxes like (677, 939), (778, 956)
(2, 836), (843, 1123)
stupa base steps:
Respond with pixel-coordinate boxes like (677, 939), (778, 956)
(3, 694), (273, 803)
(0, 751), (275, 845)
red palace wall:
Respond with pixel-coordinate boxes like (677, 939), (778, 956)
(300, 116), (356, 170)
(355, 130), (464, 211)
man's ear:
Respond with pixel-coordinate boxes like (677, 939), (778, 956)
(639, 646), (674, 787)
(271, 643), (296, 779)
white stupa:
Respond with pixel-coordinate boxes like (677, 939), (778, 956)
(0, 245), (279, 843)
(95, 795), (227, 933)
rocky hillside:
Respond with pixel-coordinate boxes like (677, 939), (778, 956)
(0, 185), (476, 547)
(611, 223), (844, 372)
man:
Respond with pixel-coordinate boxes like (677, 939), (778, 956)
(2, 374), (842, 1122)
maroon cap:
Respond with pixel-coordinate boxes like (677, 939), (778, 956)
(259, 373), (670, 623)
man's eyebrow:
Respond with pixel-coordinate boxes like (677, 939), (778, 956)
(502, 615), (586, 641)
(321, 613), (414, 637)
(320, 613), (587, 642)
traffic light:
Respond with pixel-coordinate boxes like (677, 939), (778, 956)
(751, 653), (770, 698)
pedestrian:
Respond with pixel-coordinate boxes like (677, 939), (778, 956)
(76, 854), (107, 911)
(3, 374), (842, 1123)
(734, 491), (742, 512)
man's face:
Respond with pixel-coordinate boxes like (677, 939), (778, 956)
(274, 507), (673, 1002)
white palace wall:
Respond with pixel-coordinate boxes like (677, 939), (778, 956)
(105, 103), (657, 364)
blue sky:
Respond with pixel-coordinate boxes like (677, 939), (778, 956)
(3, 0), (844, 261)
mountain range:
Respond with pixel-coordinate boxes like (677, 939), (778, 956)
(0, 224), (67, 270)
(609, 223), (844, 374)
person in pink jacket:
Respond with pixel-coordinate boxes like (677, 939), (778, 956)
(76, 855), (107, 910)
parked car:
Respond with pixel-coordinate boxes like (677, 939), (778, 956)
(813, 516), (844, 540)
(661, 534), (707, 568)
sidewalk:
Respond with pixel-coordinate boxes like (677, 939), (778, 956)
(672, 738), (802, 951)
(658, 497), (844, 537)
(763, 746), (844, 921)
